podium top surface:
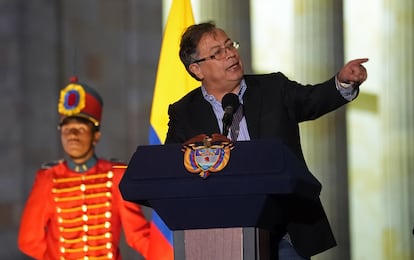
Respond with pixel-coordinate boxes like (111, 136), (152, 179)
(120, 139), (321, 204)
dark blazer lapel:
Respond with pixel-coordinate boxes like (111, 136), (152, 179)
(243, 75), (262, 139)
(192, 90), (221, 135)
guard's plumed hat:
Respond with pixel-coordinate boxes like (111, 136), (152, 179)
(58, 76), (103, 127)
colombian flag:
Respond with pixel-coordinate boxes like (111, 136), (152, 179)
(147, 0), (199, 259)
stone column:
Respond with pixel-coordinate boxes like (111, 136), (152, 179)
(196, 0), (252, 73)
(380, 1), (414, 259)
(293, 1), (350, 259)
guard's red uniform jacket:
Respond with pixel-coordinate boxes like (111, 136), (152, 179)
(18, 159), (150, 260)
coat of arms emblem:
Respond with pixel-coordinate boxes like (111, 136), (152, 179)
(182, 134), (234, 179)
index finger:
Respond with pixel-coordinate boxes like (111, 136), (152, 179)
(348, 58), (369, 66)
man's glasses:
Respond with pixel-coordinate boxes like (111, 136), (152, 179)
(193, 41), (240, 64)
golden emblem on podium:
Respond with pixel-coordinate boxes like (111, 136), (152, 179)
(182, 134), (234, 179)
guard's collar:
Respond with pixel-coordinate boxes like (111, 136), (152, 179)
(67, 155), (97, 173)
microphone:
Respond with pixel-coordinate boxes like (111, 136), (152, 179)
(221, 93), (240, 137)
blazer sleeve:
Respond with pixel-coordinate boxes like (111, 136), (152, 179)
(18, 169), (54, 259)
(165, 102), (187, 144)
(283, 75), (349, 122)
(245, 73), (350, 122)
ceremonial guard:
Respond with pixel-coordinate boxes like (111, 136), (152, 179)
(18, 77), (150, 259)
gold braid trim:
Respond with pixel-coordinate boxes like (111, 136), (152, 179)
(61, 233), (111, 244)
(61, 243), (111, 253)
(88, 256), (113, 260)
(53, 182), (112, 194)
(55, 192), (111, 202)
(59, 212), (110, 224)
(57, 202), (111, 213)
(61, 222), (110, 233)
(60, 256), (113, 260)
(53, 172), (113, 184)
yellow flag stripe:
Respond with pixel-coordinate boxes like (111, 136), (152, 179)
(149, 0), (199, 144)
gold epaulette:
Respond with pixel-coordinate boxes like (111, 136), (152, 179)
(41, 159), (64, 169)
(105, 158), (127, 169)
(112, 165), (127, 169)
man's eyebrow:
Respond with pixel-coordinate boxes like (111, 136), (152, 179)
(208, 38), (232, 51)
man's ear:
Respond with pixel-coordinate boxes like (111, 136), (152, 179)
(189, 63), (203, 80)
(93, 131), (101, 146)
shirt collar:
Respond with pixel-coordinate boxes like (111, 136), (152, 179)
(201, 79), (247, 105)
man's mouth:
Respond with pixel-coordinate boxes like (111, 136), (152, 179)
(67, 140), (80, 145)
(227, 62), (240, 71)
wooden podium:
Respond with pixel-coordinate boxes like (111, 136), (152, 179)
(119, 139), (322, 260)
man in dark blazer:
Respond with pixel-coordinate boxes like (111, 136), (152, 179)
(165, 22), (368, 259)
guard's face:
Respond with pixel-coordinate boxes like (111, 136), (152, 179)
(189, 29), (244, 92)
(60, 119), (100, 163)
